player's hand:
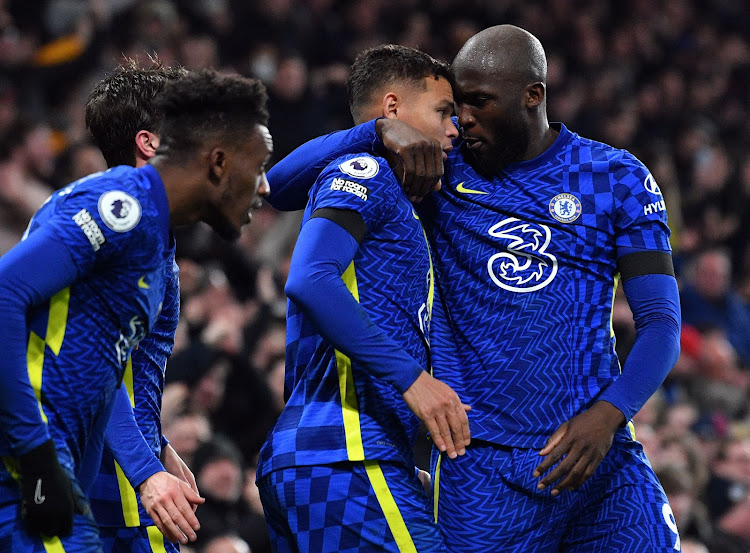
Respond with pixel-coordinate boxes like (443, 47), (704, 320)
(160, 443), (199, 512)
(403, 371), (471, 459)
(139, 471), (205, 544)
(375, 118), (444, 199)
(18, 439), (75, 537)
(533, 401), (625, 496)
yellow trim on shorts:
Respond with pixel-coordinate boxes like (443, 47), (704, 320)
(337, 262), (365, 460)
(433, 453), (442, 523)
(42, 535), (66, 553)
(364, 460), (417, 553)
(147, 525), (168, 553)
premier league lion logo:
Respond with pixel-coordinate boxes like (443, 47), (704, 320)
(98, 190), (141, 232)
(111, 198), (132, 219)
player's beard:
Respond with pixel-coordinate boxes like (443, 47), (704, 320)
(467, 111), (530, 177)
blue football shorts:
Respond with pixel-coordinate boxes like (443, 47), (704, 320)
(431, 429), (681, 552)
(258, 460), (447, 553)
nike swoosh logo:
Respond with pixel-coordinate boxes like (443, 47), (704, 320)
(137, 276), (150, 289)
(456, 181), (488, 195)
(34, 478), (45, 504)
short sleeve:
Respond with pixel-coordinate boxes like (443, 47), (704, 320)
(31, 184), (153, 275)
(611, 153), (672, 255)
(310, 155), (400, 233)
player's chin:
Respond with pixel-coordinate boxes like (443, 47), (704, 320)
(210, 216), (243, 242)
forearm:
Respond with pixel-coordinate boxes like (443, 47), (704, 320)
(598, 273), (681, 420)
(285, 217), (423, 393)
(106, 384), (164, 488)
(267, 120), (379, 211)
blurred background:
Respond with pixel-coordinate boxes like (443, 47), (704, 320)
(1, 1), (749, 552)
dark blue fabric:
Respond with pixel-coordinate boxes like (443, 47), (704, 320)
(285, 216), (423, 394)
(0, 228), (78, 455)
(599, 273), (681, 420)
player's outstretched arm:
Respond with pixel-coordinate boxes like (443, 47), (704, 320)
(403, 371), (471, 459)
(267, 120), (381, 211)
(266, 118), (443, 210)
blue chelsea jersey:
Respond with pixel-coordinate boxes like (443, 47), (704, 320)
(0, 164), (172, 478)
(258, 154), (433, 477)
(421, 123), (672, 448)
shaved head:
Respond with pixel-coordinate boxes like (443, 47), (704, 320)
(452, 25), (555, 174)
(453, 25), (547, 87)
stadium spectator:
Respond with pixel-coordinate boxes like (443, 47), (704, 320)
(681, 248), (750, 366)
(191, 437), (262, 549)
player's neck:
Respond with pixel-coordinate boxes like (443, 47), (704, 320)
(149, 157), (205, 228)
(522, 119), (558, 162)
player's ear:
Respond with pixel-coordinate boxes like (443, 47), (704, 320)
(135, 130), (160, 163)
(382, 92), (399, 120)
(525, 82), (545, 109)
(208, 147), (226, 186)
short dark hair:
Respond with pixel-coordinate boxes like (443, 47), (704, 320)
(85, 57), (187, 168)
(347, 44), (455, 123)
(156, 69), (269, 160)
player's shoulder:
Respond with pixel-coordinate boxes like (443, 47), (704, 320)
(322, 153), (394, 182)
(314, 152), (399, 201)
(54, 165), (168, 238)
(570, 130), (652, 192)
(573, 131), (647, 172)
(59, 166), (150, 208)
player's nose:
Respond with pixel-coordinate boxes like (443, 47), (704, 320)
(258, 172), (270, 197)
(457, 104), (475, 128)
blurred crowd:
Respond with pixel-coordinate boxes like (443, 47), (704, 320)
(2, 0), (750, 552)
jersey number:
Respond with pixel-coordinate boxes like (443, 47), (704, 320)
(661, 503), (680, 551)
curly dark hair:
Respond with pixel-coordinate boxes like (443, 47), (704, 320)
(85, 56), (187, 168)
(346, 44), (455, 123)
(156, 69), (269, 160)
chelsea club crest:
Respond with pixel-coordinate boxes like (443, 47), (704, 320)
(549, 193), (582, 223)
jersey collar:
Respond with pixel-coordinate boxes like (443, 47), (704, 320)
(503, 122), (571, 173)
